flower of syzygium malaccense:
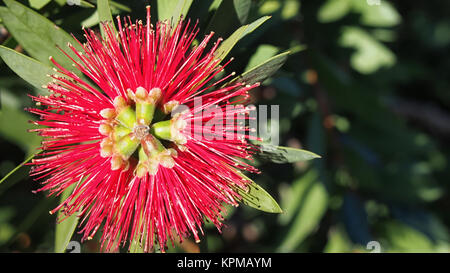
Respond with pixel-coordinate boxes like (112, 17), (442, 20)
(27, 6), (261, 252)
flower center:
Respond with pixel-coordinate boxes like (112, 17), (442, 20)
(133, 124), (150, 140)
(98, 86), (187, 176)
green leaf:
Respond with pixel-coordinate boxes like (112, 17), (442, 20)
(255, 142), (321, 164)
(0, 0), (81, 70)
(28, 0), (51, 10)
(280, 0), (300, 20)
(97, 0), (117, 39)
(0, 104), (42, 153)
(214, 16), (271, 61)
(340, 26), (396, 74)
(233, 171), (282, 213)
(108, 1), (131, 12)
(318, 0), (401, 27)
(205, 0), (243, 39)
(277, 177), (328, 252)
(382, 221), (435, 252)
(233, 0), (251, 24)
(208, 0), (223, 12)
(323, 226), (354, 253)
(79, 1), (96, 8)
(231, 51), (289, 85)
(54, 184), (79, 253)
(81, 11), (100, 28)
(351, 0), (401, 27)
(245, 44), (279, 71)
(55, 0), (94, 7)
(317, 0), (351, 23)
(236, 181), (282, 213)
(278, 170), (317, 225)
(157, 0), (193, 23)
(0, 45), (54, 92)
(129, 239), (145, 253)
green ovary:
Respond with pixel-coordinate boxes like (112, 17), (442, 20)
(99, 87), (184, 176)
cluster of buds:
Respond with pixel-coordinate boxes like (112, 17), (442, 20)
(98, 86), (186, 177)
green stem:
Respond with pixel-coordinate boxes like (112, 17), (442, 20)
(0, 153), (36, 185)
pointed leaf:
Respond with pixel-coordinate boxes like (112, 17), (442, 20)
(233, 171), (282, 213)
(54, 184), (79, 253)
(205, 0), (249, 39)
(317, 0), (351, 23)
(157, 0), (193, 23)
(231, 51), (290, 85)
(214, 16), (270, 61)
(233, 0), (251, 24)
(29, 0), (51, 10)
(278, 178), (328, 252)
(245, 44), (280, 71)
(0, 45), (54, 92)
(0, 0), (81, 69)
(97, 0), (117, 38)
(278, 170), (317, 225)
(80, 1), (96, 8)
(255, 142), (321, 164)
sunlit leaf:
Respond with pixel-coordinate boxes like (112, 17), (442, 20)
(255, 142), (321, 164)
(382, 221), (435, 252)
(233, 171), (282, 213)
(0, 0), (82, 69)
(157, 0), (193, 23)
(233, 0), (251, 24)
(79, 1), (96, 8)
(236, 181), (282, 214)
(214, 16), (270, 61)
(318, 0), (401, 27)
(81, 11), (100, 28)
(97, 0), (117, 38)
(340, 26), (396, 74)
(391, 206), (450, 243)
(63, 0), (95, 8)
(245, 44), (279, 71)
(323, 226), (354, 253)
(277, 178), (328, 252)
(278, 170), (318, 225)
(280, 0), (300, 20)
(231, 51), (289, 85)
(54, 184), (79, 253)
(28, 0), (51, 10)
(352, 0), (401, 27)
(317, 0), (351, 23)
(0, 45), (54, 92)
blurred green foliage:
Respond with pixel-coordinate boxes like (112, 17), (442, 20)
(0, 0), (449, 253)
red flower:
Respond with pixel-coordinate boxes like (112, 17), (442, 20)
(28, 7), (260, 252)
